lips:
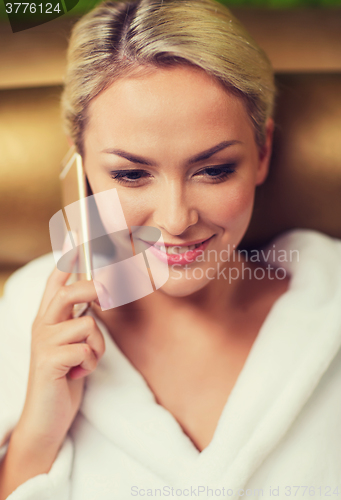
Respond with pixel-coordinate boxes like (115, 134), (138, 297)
(152, 236), (213, 248)
(144, 236), (214, 265)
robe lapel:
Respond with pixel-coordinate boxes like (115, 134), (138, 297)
(80, 310), (200, 484)
(81, 230), (341, 490)
(177, 231), (341, 490)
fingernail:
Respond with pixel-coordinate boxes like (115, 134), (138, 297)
(102, 294), (115, 310)
(62, 231), (78, 254)
(69, 231), (78, 247)
(93, 280), (115, 309)
(62, 233), (73, 253)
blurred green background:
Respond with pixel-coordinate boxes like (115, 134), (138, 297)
(70, 0), (341, 10)
(62, 0), (341, 11)
(221, 0), (341, 5)
(58, 0), (341, 11)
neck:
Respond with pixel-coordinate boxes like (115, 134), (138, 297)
(94, 256), (250, 336)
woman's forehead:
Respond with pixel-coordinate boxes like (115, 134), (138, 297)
(85, 65), (252, 148)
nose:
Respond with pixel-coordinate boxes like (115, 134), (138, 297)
(153, 180), (198, 236)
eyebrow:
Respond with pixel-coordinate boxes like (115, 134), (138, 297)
(101, 140), (242, 166)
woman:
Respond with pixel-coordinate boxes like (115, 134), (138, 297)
(1, 0), (341, 498)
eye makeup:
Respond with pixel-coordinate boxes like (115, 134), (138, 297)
(109, 163), (237, 186)
(193, 163), (237, 182)
(110, 169), (151, 185)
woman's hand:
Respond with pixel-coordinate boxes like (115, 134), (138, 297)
(14, 264), (106, 454)
(0, 264), (107, 499)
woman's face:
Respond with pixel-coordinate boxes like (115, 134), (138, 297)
(83, 65), (273, 297)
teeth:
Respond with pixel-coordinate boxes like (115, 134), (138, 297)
(166, 246), (181, 255)
(154, 240), (206, 254)
(168, 246), (188, 254)
(162, 243), (202, 254)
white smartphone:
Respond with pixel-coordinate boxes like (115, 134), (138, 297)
(59, 146), (93, 317)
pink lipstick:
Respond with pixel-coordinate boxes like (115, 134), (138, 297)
(145, 236), (214, 266)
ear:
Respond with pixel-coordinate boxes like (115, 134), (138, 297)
(255, 117), (274, 186)
(66, 136), (74, 148)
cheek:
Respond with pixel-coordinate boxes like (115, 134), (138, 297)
(203, 181), (256, 231)
(115, 190), (152, 227)
(86, 167), (149, 229)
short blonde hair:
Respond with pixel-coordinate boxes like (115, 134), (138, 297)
(61, 0), (276, 156)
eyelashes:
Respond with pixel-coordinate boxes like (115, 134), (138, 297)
(110, 164), (237, 186)
(111, 169), (151, 185)
(200, 164), (237, 181)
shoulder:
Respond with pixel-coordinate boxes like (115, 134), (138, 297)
(3, 252), (56, 300)
(266, 229), (341, 276)
(262, 229), (341, 320)
(0, 254), (56, 446)
(270, 228), (341, 257)
(2, 253), (56, 334)
(0, 253), (56, 378)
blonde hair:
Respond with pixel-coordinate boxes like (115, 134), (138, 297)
(61, 0), (276, 156)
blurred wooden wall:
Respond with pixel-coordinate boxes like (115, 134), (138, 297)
(1, 9), (341, 295)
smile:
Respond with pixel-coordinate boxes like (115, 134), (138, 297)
(158, 239), (209, 254)
(141, 236), (215, 265)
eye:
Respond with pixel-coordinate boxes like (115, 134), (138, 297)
(110, 169), (151, 185)
(194, 164), (237, 182)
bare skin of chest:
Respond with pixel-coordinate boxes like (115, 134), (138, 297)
(93, 273), (289, 452)
(95, 303), (273, 450)
(134, 330), (255, 452)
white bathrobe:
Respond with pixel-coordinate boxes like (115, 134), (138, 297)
(1, 229), (341, 500)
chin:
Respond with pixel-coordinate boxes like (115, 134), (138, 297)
(157, 270), (213, 298)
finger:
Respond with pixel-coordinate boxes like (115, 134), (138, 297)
(52, 315), (106, 361)
(68, 365), (89, 380)
(38, 238), (79, 318)
(52, 343), (98, 379)
(37, 266), (73, 319)
(43, 280), (101, 325)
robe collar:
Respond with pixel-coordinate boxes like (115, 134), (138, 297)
(81, 230), (341, 488)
